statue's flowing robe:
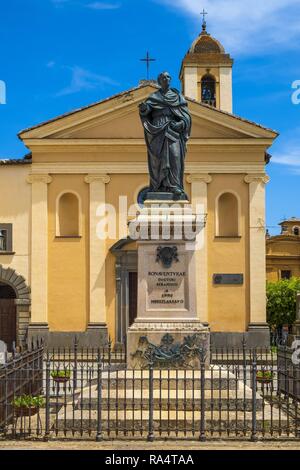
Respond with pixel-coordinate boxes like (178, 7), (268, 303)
(140, 88), (191, 193)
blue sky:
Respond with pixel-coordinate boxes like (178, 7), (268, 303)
(1, 0), (300, 233)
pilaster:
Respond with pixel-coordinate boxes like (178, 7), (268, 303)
(186, 174), (212, 326)
(85, 174), (110, 333)
(26, 174), (52, 326)
(244, 174), (270, 333)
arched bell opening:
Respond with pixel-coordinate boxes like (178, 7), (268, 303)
(201, 74), (216, 107)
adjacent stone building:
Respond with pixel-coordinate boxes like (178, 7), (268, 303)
(266, 218), (300, 281)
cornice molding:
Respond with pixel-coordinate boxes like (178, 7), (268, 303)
(84, 174), (111, 184)
(30, 162), (266, 175)
(26, 174), (52, 184)
(23, 138), (274, 149)
(186, 174), (212, 184)
(244, 174), (270, 184)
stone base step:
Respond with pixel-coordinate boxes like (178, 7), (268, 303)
(78, 382), (258, 398)
(55, 407), (288, 422)
(78, 397), (262, 412)
(98, 370), (238, 379)
(91, 371), (238, 390)
(54, 413), (291, 433)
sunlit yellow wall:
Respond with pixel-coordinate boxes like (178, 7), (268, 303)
(207, 174), (249, 332)
(48, 175), (89, 331)
(266, 237), (300, 281)
(0, 165), (30, 282)
(105, 174), (147, 341)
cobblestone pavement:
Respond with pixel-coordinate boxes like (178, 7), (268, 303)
(0, 440), (300, 450)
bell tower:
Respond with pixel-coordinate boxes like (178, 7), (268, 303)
(180, 17), (234, 113)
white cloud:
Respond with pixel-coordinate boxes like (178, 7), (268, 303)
(273, 152), (300, 168)
(51, 0), (121, 9)
(86, 2), (120, 9)
(56, 66), (119, 96)
(272, 131), (300, 173)
(46, 61), (56, 68)
(51, 0), (70, 5)
(154, 0), (300, 56)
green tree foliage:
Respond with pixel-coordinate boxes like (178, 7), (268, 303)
(266, 277), (300, 328)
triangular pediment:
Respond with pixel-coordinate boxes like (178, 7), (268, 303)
(19, 84), (278, 142)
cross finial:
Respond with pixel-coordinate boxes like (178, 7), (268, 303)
(201, 8), (208, 31)
(140, 51), (156, 80)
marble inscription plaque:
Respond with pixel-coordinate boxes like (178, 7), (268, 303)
(147, 261), (187, 310)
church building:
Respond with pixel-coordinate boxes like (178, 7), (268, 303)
(0, 22), (278, 350)
(266, 218), (300, 281)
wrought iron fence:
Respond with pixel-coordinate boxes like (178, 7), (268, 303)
(0, 342), (300, 441)
(0, 342), (43, 435)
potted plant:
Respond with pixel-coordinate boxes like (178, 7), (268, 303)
(51, 369), (71, 384)
(12, 395), (45, 417)
(256, 370), (274, 384)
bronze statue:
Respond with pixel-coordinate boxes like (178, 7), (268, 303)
(139, 72), (191, 199)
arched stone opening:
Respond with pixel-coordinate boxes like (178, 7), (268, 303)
(0, 265), (31, 350)
(57, 191), (81, 237)
(201, 74), (216, 107)
(110, 238), (137, 346)
(217, 192), (240, 237)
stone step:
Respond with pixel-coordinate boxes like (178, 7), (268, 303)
(75, 383), (263, 411)
(90, 370), (239, 390)
(78, 397), (262, 412)
(54, 409), (291, 432)
(90, 379), (237, 390)
(98, 370), (237, 379)
(79, 387), (256, 400)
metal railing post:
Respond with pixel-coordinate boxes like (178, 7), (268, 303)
(44, 360), (51, 441)
(199, 351), (206, 442)
(242, 335), (247, 386)
(250, 351), (258, 442)
(96, 353), (103, 442)
(108, 337), (112, 367)
(73, 336), (78, 391)
(147, 363), (154, 442)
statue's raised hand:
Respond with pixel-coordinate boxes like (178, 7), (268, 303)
(139, 102), (148, 114)
(170, 121), (185, 132)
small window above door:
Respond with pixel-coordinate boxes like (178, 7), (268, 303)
(0, 224), (13, 253)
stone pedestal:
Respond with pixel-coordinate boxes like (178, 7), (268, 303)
(127, 201), (209, 368)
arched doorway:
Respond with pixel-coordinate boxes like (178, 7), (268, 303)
(110, 238), (138, 345)
(0, 265), (31, 351)
(0, 281), (17, 351)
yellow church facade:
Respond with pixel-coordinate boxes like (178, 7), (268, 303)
(0, 26), (278, 350)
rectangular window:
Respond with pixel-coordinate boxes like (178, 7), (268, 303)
(281, 270), (292, 280)
(0, 224), (13, 252)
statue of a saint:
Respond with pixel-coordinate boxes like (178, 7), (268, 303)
(139, 72), (191, 198)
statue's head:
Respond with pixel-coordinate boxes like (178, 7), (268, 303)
(158, 71), (171, 91)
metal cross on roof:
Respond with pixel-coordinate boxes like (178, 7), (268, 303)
(140, 51), (156, 80)
(201, 8), (208, 30)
